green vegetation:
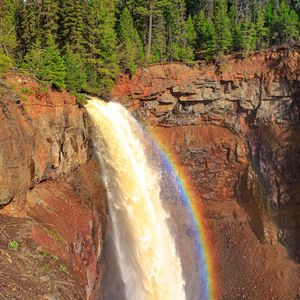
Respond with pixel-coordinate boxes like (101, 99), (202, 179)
(45, 228), (66, 245)
(20, 87), (34, 95)
(0, 0), (300, 95)
(118, 7), (144, 75)
(8, 240), (19, 251)
(59, 264), (68, 273)
(39, 249), (49, 257)
(0, 50), (13, 74)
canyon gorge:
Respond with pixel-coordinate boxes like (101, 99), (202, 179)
(1, 47), (300, 299)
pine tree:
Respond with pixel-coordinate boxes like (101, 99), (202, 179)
(181, 15), (196, 61)
(40, 39), (66, 88)
(89, 0), (119, 96)
(150, 15), (167, 63)
(127, 0), (168, 64)
(194, 10), (216, 59)
(16, 0), (40, 56)
(22, 40), (44, 77)
(64, 48), (86, 92)
(185, 15), (196, 48)
(240, 19), (257, 53)
(272, 1), (299, 44)
(40, 0), (59, 46)
(58, 0), (86, 53)
(213, 0), (232, 55)
(0, 0), (17, 58)
(164, 0), (192, 61)
(229, 0), (240, 51)
(118, 7), (144, 75)
(23, 38), (66, 89)
(256, 8), (269, 49)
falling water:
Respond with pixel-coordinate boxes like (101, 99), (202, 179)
(86, 99), (186, 300)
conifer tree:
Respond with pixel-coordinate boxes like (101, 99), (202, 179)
(40, 0), (59, 46)
(272, 1), (299, 44)
(89, 0), (119, 96)
(181, 15), (196, 61)
(16, 0), (40, 56)
(0, 0), (17, 58)
(185, 15), (197, 48)
(22, 40), (44, 76)
(229, 0), (240, 51)
(194, 10), (216, 59)
(58, 0), (86, 53)
(213, 0), (232, 55)
(240, 19), (257, 52)
(118, 7), (144, 75)
(64, 48), (86, 92)
(164, 0), (192, 61)
(40, 38), (66, 88)
(5, 0), (300, 92)
(127, 0), (168, 64)
(148, 16), (166, 63)
(256, 8), (269, 49)
(23, 38), (66, 89)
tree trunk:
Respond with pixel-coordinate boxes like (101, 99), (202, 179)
(145, 5), (153, 65)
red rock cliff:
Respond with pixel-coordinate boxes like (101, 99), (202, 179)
(0, 75), (107, 299)
(113, 47), (300, 299)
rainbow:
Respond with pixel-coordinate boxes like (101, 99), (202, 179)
(149, 129), (217, 300)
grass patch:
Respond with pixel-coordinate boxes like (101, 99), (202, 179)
(45, 229), (66, 245)
(8, 240), (19, 251)
(59, 264), (68, 273)
(39, 249), (48, 257)
(38, 85), (48, 93)
(20, 87), (34, 95)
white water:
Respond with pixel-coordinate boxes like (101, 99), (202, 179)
(86, 99), (186, 300)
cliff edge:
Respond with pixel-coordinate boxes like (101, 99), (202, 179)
(113, 47), (300, 300)
(0, 74), (107, 299)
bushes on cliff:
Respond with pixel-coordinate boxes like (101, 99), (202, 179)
(0, 50), (13, 75)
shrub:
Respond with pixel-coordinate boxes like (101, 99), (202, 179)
(8, 240), (19, 251)
(0, 50), (13, 74)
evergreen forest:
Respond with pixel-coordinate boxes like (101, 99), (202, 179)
(1, 0), (300, 96)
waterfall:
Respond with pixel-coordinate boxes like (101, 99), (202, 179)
(86, 99), (186, 300)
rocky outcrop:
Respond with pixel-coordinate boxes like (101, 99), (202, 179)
(113, 47), (300, 299)
(113, 47), (300, 128)
(0, 75), (107, 299)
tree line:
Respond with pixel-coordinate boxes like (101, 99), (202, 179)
(0, 0), (300, 97)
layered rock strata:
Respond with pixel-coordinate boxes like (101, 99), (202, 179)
(113, 47), (300, 299)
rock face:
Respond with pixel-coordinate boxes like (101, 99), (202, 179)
(0, 75), (107, 299)
(113, 47), (300, 299)
(2, 47), (300, 300)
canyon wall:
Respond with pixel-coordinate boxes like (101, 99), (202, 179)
(0, 75), (107, 299)
(1, 47), (300, 300)
(113, 47), (300, 299)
